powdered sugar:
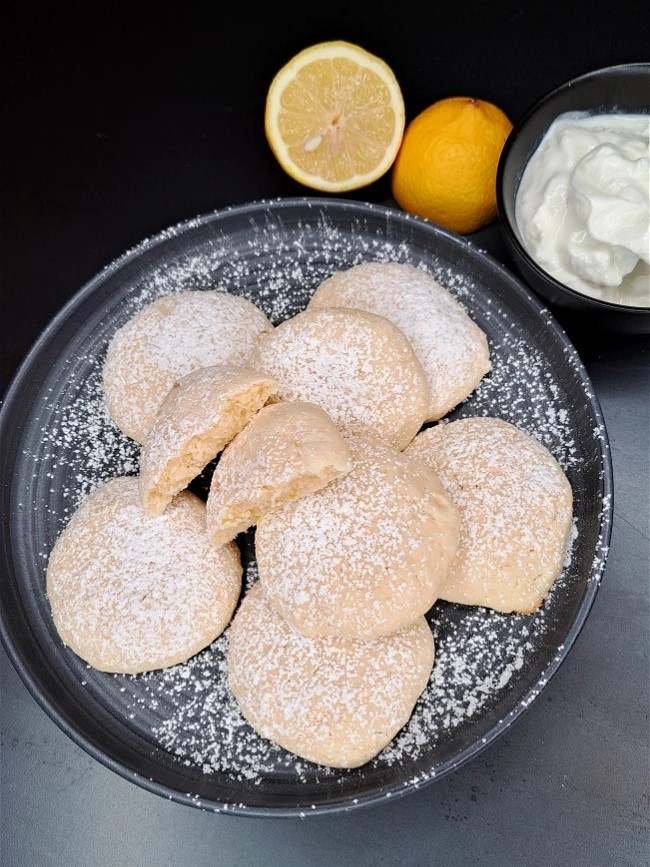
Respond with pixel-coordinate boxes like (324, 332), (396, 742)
(16, 201), (611, 812)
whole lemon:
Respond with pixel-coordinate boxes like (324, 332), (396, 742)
(391, 96), (513, 234)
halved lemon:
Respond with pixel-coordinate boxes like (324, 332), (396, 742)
(265, 40), (405, 192)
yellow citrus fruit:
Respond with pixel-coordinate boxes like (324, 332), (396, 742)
(265, 40), (405, 192)
(391, 96), (513, 234)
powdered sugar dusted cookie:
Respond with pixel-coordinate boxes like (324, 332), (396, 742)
(309, 261), (491, 421)
(139, 365), (279, 516)
(206, 400), (353, 546)
(252, 306), (429, 450)
(46, 477), (242, 674)
(256, 432), (460, 640)
(103, 290), (273, 443)
(405, 417), (574, 613)
(228, 583), (434, 769)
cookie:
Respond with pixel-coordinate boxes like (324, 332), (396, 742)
(256, 432), (460, 639)
(139, 365), (279, 516)
(46, 477), (242, 673)
(405, 417), (574, 613)
(102, 290), (273, 443)
(228, 583), (434, 769)
(252, 306), (429, 450)
(309, 261), (491, 421)
(206, 400), (353, 545)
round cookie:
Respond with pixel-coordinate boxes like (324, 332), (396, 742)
(228, 583), (435, 769)
(252, 306), (429, 450)
(46, 477), (242, 674)
(139, 365), (279, 516)
(309, 261), (491, 421)
(405, 417), (574, 614)
(103, 290), (273, 443)
(206, 400), (353, 546)
(256, 432), (460, 640)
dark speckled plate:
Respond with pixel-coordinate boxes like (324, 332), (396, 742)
(0, 198), (612, 816)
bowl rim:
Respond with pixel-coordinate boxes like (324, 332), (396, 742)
(496, 61), (650, 315)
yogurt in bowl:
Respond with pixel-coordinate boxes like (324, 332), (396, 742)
(496, 63), (650, 331)
(515, 111), (650, 308)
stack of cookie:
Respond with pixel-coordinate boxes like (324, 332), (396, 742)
(45, 261), (573, 770)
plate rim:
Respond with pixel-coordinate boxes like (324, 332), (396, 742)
(0, 196), (614, 817)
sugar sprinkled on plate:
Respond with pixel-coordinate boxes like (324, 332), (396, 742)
(22, 208), (608, 801)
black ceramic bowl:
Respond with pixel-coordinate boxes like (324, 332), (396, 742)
(497, 63), (650, 334)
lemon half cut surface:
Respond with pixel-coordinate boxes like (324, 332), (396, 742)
(265, 41), (406, 192)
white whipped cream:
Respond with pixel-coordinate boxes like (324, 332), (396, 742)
(515, 111), (650, 307)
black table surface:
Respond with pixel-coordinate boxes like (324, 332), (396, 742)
(1, 4), (649, 866)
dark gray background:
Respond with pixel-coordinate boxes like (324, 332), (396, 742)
(1, 3), (649, 865)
